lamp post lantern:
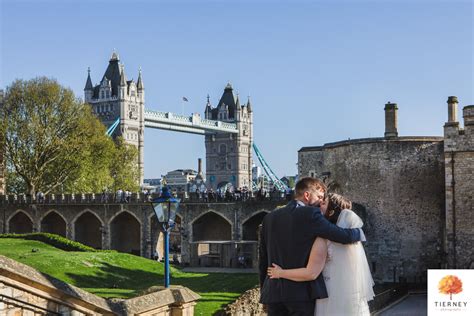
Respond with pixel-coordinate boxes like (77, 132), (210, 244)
(151, 186), (180, 288)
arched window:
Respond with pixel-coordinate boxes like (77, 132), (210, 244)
(219, 144), (227, 154)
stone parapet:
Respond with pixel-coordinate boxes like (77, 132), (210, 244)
(0, 192), (287, 206)
(299, 136), (444, 153)
(0, 255), (200, 316)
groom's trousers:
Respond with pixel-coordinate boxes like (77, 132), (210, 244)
(267, 301), (315, 316)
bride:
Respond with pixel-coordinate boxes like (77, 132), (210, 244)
(267, 193), (375, 316)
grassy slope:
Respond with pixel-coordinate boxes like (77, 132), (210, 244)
(0, 238), (257, 315)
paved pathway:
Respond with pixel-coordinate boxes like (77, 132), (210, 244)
(181, 267), (258, 274)
(376, 293), (427, 316)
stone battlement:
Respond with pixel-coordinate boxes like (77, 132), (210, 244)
(299, 136), (444, 152)
(0, 192), (288, 206)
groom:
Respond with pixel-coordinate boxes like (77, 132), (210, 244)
(259, 177), (364, 316)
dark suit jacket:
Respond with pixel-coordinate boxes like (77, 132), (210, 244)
(259, 200), (361, 304)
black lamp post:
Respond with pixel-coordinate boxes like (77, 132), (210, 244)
(151, 186), (181, 288)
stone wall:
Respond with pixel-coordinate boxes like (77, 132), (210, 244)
(298, 137), (445, 282)
(222, 287), (265, 316)
(0, 196), (285, 268)
(444, 104), (474, 269)
(0, 255), (200, 315)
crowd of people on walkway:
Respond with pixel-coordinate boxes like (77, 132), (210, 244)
(180, 186), (293, 202)
(29, 186), (294, 204)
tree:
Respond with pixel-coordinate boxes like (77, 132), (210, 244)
(110, 137), (140, 192)
(1, 77), (139, 195)
(61, 108), (116, 193)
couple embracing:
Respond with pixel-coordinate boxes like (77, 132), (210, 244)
(259, 177), (374, 316)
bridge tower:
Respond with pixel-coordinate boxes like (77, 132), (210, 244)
(204, 84), (253, 191)
(84, 52), (145, 184)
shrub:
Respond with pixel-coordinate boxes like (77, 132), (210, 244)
(0, 233), (115, 252)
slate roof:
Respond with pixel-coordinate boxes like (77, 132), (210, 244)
(84, 69), (93, 91)
(216, 83), (237, 119)
(137, 70), (144, 90)
(91, 54), (122, 98)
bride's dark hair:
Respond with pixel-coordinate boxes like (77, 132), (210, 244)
(325, 193), (352, 224)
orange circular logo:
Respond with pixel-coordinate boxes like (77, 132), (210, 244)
(438, 275), (463, 300)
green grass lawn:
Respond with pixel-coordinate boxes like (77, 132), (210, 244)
(0, 238), (258, 315)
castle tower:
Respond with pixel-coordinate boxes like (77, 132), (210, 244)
(443, 96), (474, 269)
(204, 84), (253, 190)
(84, 52), (145, 184)
(384, 102), (398, 138)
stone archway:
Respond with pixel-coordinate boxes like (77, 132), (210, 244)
(110, 212), (141, 255)
(242, 212), (268, 241)
(74, 211), (102, 249)
(192, 212), (231, 241)
(41, 211), (66, 237)
(150, 214), (182, 261)
(191, 212), (232, 267)
(170, 215), (182, 253)
(8, 211), (33, 234)
(240, 211), (268, 269)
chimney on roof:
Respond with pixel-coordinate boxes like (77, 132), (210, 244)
(198, 158), (203, 175)
(446, 96), (459, 126)
(384, 102), (398, 138)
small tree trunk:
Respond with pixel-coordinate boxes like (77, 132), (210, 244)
(28, 184), (35, 197)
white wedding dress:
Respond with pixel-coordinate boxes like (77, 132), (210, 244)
(315, 209), (375, 316)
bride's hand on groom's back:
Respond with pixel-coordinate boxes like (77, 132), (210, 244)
(267, 263), (282, 279)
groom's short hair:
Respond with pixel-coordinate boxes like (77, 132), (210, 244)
(295, 177), (327, 197)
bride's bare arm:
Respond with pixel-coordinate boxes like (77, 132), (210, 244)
(267, 238), (327, 281)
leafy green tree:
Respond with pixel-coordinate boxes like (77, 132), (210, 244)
(61, 109), (116, 193)
(2, 77), (85, 195)
(110, 137), (140, 192)
(1, 77), (139, 195)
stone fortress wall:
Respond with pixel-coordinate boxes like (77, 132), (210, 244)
(443, 98), (474, 269)
(298, 97), (473, 282)
(0, 195), (283, 269)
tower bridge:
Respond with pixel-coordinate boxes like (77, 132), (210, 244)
(144, 110), (238, 135)
(85, 52), (254, 190)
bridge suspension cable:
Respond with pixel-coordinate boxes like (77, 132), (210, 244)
(106, 118), (121, 136)
(252, 143), (289, 191)
(103, 115), (287, 192)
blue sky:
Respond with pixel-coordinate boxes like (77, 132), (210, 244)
(1, 0), (473, 179)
